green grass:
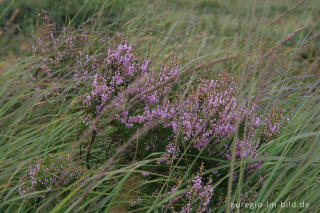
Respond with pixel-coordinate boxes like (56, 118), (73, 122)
(1, 0), (320, 212)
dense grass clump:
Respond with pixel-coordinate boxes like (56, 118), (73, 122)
(1, 0), (320, 212)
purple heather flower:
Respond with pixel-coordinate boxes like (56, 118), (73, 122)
(142, 172), (149, 177)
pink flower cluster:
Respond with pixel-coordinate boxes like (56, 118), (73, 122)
(167, 175), (214, 213)
(157, 143), (180, 165)
(81, 43), (178, 127)
(30, 12), (180, 127)
(114, 63), (178, 127)
(18, 154), (83, 199)
(163, 76), (239, 151)
(82, 43), (150, 123)
(32, 12), (90, 79)
(261, 107), (288, 141)
(126, 74), (287, 178)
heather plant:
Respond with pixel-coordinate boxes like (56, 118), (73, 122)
(138, 75), (286, 171)
(81, 42), (150, 125)
(30, 12), (182, 169)
(18, 22), (290, 209)
(165, 165), (214, 213)
(166, 176), (214, 213)
(1, 1), (320, 212)
(31, 11), (91, 80)
(161, 76), (241, 151)
(18, 154), (84, 203)
(88, 70), (287, 211)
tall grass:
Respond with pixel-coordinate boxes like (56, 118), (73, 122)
(1, 0), (319, 212)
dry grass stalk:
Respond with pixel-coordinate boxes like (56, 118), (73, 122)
(266, 0), (307, 28)
(5, 9), (20, 27)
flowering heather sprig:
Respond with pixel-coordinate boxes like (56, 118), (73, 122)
(82, 42), (151, 124)
(163, 75), (239, 151)
(167, 174), (214, 213)
(18, 154), (84, 199)
(115, 63), (178, 127)
(225, 140), (259, 161)
(221, 106), (287, 174)
(157, 143), (180, 165)
(225, 139), (263, 174)
(130, 197), (143, 206)
(141, 172), (149, 177)
(32, 12), (86, 78)
(261, 107), (288, 141)
(30, 11), (106, 105)
(82, 58), (179, 129)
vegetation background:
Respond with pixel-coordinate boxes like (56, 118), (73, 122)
(0, 0), (319, 212)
